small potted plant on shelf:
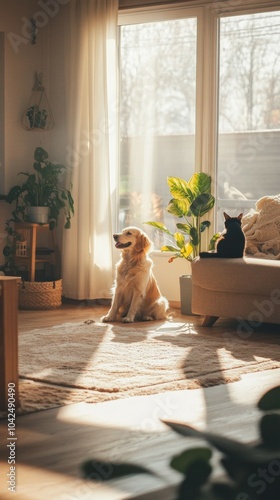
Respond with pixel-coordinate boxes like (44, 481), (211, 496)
(6, 146), (74, 229)
(145, 172), (219, 314)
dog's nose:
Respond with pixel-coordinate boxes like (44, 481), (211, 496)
(113, 234), (119, 241)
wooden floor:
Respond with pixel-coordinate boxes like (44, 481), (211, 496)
(0, 304), (280, 500)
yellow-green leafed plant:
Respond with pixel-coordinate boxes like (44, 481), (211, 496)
(145, 173), (219, 261)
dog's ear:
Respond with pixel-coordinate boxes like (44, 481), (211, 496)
(134, 232), (151, 254)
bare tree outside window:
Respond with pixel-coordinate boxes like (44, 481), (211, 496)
(119, 17), (197, 245)
(217, 12), (280, 231)
(118, 10), (280, 242)
(120, 19), (196, 137)
(219, 13), (280, 132)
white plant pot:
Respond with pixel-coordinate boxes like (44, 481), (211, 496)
(179, 274), (193, 315)
(28, 206), (49, 224)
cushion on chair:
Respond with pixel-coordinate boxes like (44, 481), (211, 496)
(191, 257), (280, 296)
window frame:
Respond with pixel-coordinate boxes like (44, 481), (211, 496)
(117, 0), (280, 244)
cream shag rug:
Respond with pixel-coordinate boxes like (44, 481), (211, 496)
(13, 318), (280, 415)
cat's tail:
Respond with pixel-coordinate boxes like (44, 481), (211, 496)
(199, 252), (220, 258)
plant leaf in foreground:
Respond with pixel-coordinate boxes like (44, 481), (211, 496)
(82, 459), (153, 481)
(162, 420), (280, 464)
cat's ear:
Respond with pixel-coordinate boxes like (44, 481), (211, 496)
(237, 213), (243, 220)
(223, 212), (230, 220)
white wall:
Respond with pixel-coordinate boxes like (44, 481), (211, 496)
(0, 0), (70, 264)
(1, 0), (52, 189)
(0, 0), (48, 262)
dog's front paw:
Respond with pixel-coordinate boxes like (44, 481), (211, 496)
(122, 316), (134, 323)
(101, 315), (116, 323)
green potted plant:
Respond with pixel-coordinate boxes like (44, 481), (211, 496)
(26, 105), (48, 129)
(145, 173), (219, 314)
(6, 146), (74, 229)
(145, 173), (217, 261)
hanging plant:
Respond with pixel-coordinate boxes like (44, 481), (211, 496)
(26, 104), (48, 129)
(22, 72), (55, 131)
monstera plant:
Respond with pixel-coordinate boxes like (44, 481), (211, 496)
(145, 173), (219, 262)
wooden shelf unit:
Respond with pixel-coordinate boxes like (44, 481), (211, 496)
(14, 222), (59, 282)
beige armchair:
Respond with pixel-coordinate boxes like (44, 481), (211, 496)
(191, 257), (280, 328)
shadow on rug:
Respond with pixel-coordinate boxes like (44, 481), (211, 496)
(6, 318), (280, 415)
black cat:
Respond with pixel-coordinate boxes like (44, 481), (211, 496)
(199, 212), (245, 259)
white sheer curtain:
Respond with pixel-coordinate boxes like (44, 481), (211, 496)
(62, 0), (118, 299)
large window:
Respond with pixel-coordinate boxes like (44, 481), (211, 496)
(119, 14), (197, 246)
(118, 4), (280, 243)
(217, 11), (280, 230)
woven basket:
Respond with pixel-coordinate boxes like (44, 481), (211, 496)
(19, 279), (62, 310)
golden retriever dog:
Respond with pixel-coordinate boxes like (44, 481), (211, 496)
(101, 226), (169, 323)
